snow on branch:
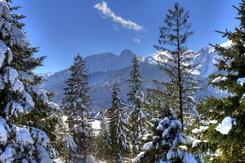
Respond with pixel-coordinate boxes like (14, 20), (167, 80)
(215, 116), (236, 135)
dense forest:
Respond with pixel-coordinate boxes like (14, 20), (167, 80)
(0, 0), (244, 162)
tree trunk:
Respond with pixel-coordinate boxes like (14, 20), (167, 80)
(176, 11), (184, 130)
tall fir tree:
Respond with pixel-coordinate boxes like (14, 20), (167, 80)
(199, 0), (245, 162)
(108, 83), (129, 163)
(128, 56), (149, 157)
(0, 0), (60, 162)
(154, 2), (199, 126)
(61, 54), (93, 160)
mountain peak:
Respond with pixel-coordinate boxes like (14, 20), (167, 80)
(120, 49), (135, 57)
(86, 52), (116, 59)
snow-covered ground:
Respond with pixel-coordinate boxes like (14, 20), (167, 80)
(90, 119), (101, 136)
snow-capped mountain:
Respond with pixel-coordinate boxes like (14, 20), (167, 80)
(42, 43), (229, 110)
(38, 72), (55, 79)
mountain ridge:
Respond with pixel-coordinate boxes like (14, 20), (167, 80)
(42, 43), (229, 110)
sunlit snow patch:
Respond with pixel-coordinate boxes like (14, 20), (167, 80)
(220, 40), (232, 48)
(192, 139), (202, 148)
(15, 127), (34, 145)
(0, 117), (9, 145)
(237, 77), (245, 85)
(91, 120), (101, 136)
(191, 126), (208, 134)
(154, 50), (173, 63)
(47, 102), (60, 110)
(215, 116), (236, 135)
(143, 142), (153, 151)
(212, 76), (227, 83)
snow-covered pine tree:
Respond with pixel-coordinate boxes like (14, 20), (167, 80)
(108, 83), (129, 162)
(0, 0), (60, 162)
(128, 56), (148, 157)
(133, 109), (197, 163)
(154, 2), (200, 126)
(61, 54), (93, 160)
(199, 0), (245, 162)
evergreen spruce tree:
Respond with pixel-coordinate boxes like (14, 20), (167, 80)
(108, 83), (129, 162)
(133, 109), (197, 163)
(154, 2), (199, 126)
(199, 0), (245, 162)
(0, 1), (60, 162)
(61, 54), (93, 160)
(128, 56), (148, 157)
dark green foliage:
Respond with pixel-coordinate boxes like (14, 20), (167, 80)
(199, 0), (245, 162)
(0, 0), (57, 139)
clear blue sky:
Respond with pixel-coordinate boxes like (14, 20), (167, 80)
(13, 0), (240, 73)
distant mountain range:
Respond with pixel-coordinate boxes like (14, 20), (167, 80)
(41, 43), (229, 111)
(38, 72), (54, 79)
